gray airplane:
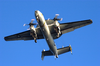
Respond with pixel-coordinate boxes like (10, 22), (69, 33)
(4, 10), (92, 60)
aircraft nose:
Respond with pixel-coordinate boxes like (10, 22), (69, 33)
(35, 10), (38, 13)
(35, 10), (39, 16)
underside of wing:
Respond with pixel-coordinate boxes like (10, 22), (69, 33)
(4, 19), (92, 41)
(60, 19), (92, 34)
(4, 28), (44, 41)
(4, 30), (32, 41)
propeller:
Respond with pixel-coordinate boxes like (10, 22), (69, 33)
(23, 19), (38, 30)
(47, 14), (63, 21)
(23, 19), (38, 26)
(53, 14), (63, 21)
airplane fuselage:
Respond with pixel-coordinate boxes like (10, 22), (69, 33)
(35, 10), (58, 57)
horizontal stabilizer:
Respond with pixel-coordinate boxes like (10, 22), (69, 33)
(57, 45), (72, 55)
(41, 45), (72, 60)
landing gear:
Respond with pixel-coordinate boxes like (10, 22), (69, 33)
(30, 31), (37, 43)
(54, 54), (58, 60)
(57, 33), (60, 38)
(34, 38), (37, 43)
(54, 26), (61, 38)
(56, 55), (58, 58)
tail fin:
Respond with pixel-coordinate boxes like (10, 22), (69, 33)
(41, 45), (72, 60)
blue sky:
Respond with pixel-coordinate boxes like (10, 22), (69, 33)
(0, 0), (100, 66)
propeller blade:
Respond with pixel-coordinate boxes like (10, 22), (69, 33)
(23, 19), (38, 30)
(53, 14), (63, 21)
(23, 24), (28, 26)
(35, 23), (38, 25)
(31, 19), (35, 23)
(23, 24), (26, 26)
(55, 14), (59, 18)
(47, 18), (50, 20)
(60, 18), (63, 21)
(27, 28), (30, 30)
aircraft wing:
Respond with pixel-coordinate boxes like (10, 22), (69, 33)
(4, 28), (44, 41)
(4, 19), (92, 41)
(60, 19), (92, 34)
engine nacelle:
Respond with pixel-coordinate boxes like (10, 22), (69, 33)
(54, 21), (60, 27)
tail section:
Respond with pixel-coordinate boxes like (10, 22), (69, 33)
(41, 50), (53, 60)
(41, 45), (72, 60)
(57, 45), (72, 55)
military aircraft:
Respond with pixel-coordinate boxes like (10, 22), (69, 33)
(4, 10), (92, 60)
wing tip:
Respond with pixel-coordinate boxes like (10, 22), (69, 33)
(89, 19), (93, 23)
(4, 36), (10, 41)
(86, 19), (93, 24)
(4, 37), (7, 41)
(90, 19), (92, 21)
